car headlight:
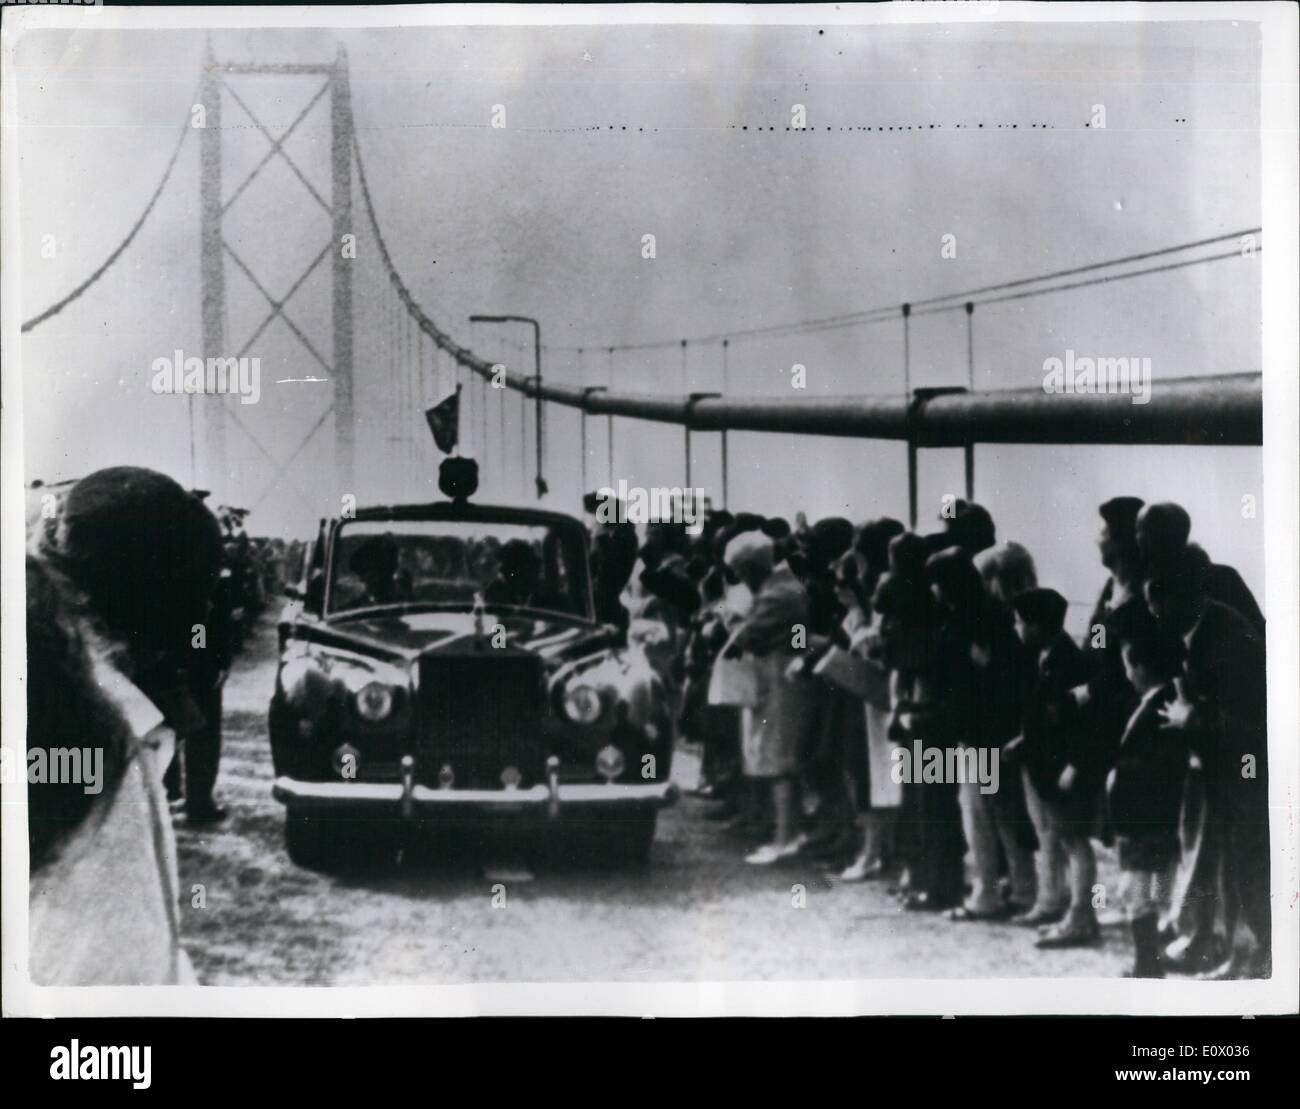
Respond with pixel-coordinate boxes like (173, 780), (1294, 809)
(355, 681), (395, 722)
(563, 683), (603, 724)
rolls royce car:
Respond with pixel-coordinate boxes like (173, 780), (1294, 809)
(269, 485), (677, 870)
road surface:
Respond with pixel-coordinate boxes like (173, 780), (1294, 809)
(175, 614), (1132, 985)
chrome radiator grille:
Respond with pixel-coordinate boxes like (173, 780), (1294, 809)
(416, 652), (545, 789)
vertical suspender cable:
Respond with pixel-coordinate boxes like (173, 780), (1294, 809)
(607, 347), (616, 486)
(903, 302), (917, 528)
(478, 348), (487, 462)
(498, 341), (507, 490)
(681, 339), (690, 488)
(519, 340), (528, 499)
(720, 338), (730, 510)
(578, 348), (587, 497)
(964, 301), (976, 502)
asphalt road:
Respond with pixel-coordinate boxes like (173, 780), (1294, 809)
(175, 614), (1132, 985)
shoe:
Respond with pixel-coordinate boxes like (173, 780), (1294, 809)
(948, 903), (1012, 923)
(1096, 905), (1128, 929)
(185, 802), (228, 826)
(1164, 933), (1226, 975)
(837, 855), (886, 882)
(1195, 953), (1246, 981)
(744, 834), (808, 866)
(1035, 920), (1101, 949)
(902, 891), (960, 912)
(888, 869), (914, 898)
(1012, 904), (1068, 928)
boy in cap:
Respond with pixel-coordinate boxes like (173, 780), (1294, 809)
(1007, 587), (1101, 946)
(1106, 609), (1188, 976)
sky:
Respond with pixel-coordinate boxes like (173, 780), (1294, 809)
(12, 15), (1263, 620)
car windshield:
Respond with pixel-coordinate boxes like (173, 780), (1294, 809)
(327, 517), (591, 619)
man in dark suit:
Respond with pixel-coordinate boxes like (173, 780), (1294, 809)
(163, 551), (234, 823)
(1137, 502), (1263, 630)
(1137, 502), (1266, 972)
(1146, 547), (1270, 978)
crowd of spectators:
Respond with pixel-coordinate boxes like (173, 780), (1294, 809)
(595, 493), (1270, 979)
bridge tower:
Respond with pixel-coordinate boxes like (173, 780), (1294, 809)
(197, 42), (356, 507)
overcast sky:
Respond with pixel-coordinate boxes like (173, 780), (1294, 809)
(13, 16), (1263, 616)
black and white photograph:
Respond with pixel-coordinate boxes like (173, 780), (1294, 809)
(2, 1), (1296, 1022)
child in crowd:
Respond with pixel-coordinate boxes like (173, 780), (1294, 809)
(1106, 610), (1188, 977)
(1006, 587), (1100, 948)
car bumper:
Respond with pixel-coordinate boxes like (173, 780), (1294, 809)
(272, 774), (679, 817)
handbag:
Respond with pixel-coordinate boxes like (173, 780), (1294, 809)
(707, 640), (763, 708)
(814, 645), (891, 707)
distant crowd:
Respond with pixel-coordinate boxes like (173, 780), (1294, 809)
(591, 494), (1269, 979)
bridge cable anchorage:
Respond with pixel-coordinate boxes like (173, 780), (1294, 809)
(21, 83), (200, 334)
(350, 128), (1260, 447)
(540, 227), (1263, 354)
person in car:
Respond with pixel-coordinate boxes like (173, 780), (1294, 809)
(484, 538), (567, 611)
(348, 533), (411, 607)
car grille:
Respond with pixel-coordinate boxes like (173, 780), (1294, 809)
(417, 651), (545, 789)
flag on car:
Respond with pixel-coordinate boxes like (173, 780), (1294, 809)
(425, 386), (460, 454)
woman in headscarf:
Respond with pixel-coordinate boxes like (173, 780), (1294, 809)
(718, 531), (816, 865)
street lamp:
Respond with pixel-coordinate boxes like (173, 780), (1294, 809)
(468, 314), (546, 499)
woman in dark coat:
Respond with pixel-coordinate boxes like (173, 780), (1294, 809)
(875, 535), (966, 912)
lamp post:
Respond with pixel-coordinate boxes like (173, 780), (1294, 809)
(469, 314), (546, 499)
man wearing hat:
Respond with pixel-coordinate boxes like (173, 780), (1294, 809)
(1137, 502), (1263, 631)
(50, 466), (230, 823)
(721, 531), (815, 865)
(1137, 503), (1265, 974)
(1146, 548), (1270, 978)
(29, 465), (224, 981)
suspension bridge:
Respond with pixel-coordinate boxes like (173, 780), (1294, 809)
(20, 45), (1264, 533)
